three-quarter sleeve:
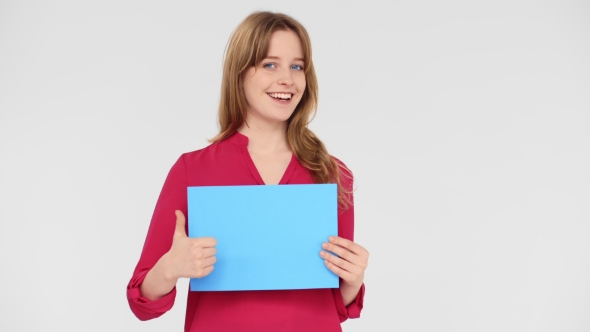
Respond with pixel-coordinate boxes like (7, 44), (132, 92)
(127, 154), (188, 320)
(331, 158), (365, 322)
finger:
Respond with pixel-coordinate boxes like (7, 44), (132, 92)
(329, 236), (367, 256)
(322, 242), (365, 267)
(199, 247), (217, 258)
(174, 210), (187, 238)
(324, 259), (354, 281)
(191, 236), (218, 248)
(194, 265), (214, 278)
(320, 250), (358, 274)
(201, 255), (217, 268)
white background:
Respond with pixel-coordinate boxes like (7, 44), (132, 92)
(1, 0), (589, 331)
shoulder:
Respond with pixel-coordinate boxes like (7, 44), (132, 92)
(163, 142), (215, 174)
(178, 139), (228, 163)
(331, 155), (354, 193)
(180, 144), (211, 159)
(331, 156), (353, 178)
(173, 137), (242, 176)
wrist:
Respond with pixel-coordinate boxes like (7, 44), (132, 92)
(158, 252), (178, 282)
(339, 280), (363, 307)
(341, 279), (363, 291)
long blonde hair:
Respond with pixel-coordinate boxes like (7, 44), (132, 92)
(210, 11), (352, 208)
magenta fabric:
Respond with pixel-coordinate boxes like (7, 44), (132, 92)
(127, 132), (364, 331)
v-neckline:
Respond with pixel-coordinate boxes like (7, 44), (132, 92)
(232, 132), (296, 185)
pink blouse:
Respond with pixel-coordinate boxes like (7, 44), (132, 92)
(126, 132), (365, 331)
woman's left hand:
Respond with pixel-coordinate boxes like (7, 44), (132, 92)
(320, 236), (369, 287)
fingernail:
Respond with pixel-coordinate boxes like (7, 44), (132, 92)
(322, 243), (328, 249)
(319, 251), (326, 257)
(329, 237), (335, 242)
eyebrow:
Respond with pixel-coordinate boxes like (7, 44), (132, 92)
(265, 55), (305, 62)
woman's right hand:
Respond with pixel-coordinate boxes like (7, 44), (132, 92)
(164, 210), (217, 279)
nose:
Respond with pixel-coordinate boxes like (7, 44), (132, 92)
(277, 67), (294, 86)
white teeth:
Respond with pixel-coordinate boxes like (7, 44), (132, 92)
(268, 93), (291, 100)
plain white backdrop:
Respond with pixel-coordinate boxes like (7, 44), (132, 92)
(1, 0), (589, 331)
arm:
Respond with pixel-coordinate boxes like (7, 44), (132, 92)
(140, 247), (178, 301)
(340, 278), (364, 306)
(324, 158), (367, 322)
(127, 155), (217, 320)
(126, 155), (188, 320)
(140, 210), (217, 301)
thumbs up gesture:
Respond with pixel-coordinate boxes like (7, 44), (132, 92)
(166, 210), (218, 279)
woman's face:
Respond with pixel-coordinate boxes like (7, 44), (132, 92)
(242, 29), (306, 125)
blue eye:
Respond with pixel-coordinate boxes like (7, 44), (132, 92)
(263, 63), (276, 69)
(291, 64), (303, 71)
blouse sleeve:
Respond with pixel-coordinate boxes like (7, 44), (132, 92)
(126, 154), (188, 320)
(331, 158), (365, 322)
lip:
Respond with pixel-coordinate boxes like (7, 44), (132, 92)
(267, 93), (293, 105)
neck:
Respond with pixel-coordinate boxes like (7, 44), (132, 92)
(237, 117), (290, 155)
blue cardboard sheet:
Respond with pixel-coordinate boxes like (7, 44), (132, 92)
(187, 184), (338, 291)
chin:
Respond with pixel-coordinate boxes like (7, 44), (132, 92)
(266, 108), (297, 123)
(274, 115), (294, 123)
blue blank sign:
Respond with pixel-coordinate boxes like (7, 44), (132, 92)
(187, 184), (338, 291)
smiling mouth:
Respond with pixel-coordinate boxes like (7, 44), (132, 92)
(267, 92), (293, 100)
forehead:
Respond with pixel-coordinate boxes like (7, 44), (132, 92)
(266, 30), (304, 59)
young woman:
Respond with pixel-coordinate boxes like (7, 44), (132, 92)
(126, 11), (369, 331)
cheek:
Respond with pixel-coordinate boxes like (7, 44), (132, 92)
(242, 68), (259, 93)
(243, 76), (260, 99)
(296, 75), (306, 93)
(243, 84), (257, 107)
